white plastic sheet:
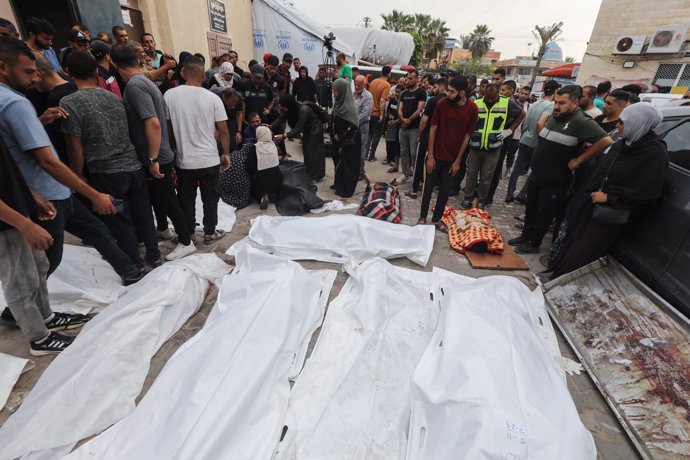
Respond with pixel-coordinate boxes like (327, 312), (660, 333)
(406, 270), (596, 460)
(0, 245), (124, 315)
(195, 191), (236, 232)
(275, 258), (440, 459)
(329, 27), (414, 66)
(64, 248), (335, 460)
(227, 215), (435, 266)
(0, 254), (230, 460)
(0, 352), (29, 411)
(252, 0), (357, 76)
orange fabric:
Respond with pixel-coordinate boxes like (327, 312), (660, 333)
(441, 207), (504, 255)
(369, 78), (391, 117)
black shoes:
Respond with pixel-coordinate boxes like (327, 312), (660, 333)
(515, 243), (540, 254)
(508, 236), (529, 246)
(44, 312), (92, 331)
(30, 331), (75, 356)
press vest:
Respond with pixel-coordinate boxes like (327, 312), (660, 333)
(470, 96), (509, 150)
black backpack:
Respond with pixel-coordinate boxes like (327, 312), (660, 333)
(304, 102), (330, 124)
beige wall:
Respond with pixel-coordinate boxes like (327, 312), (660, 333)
(138, 0), (252, 67)
(0, 0), (18, 29)
(577, 0), (690, 85)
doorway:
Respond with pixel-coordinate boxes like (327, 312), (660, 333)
(11, 0), (77, 50)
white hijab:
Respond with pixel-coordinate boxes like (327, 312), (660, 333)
(214, 62), (234, 88)
(255, 126), (279, 171)
(620, 102), (663, 145)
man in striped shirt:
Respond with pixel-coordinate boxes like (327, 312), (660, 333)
(508, 85), (613, 254)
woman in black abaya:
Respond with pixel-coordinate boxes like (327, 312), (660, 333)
(549, 103), (668, 278)
(329, 78), (360, 198)
(275, 94), (326, 181)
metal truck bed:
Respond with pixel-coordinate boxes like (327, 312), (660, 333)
(543, 257), (690, 460)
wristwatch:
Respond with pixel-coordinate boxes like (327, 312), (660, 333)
(149, 157), (159, 165)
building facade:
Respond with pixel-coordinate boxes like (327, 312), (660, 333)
(494, 56), (567, 88)
(0, 0), (253, 68)
(577, 0), (690, 92)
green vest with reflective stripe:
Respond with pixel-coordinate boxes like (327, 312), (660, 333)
(471, 96), (509, 150)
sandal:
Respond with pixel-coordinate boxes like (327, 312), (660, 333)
(203, 230), (225, 245)
(417, 218), (427, 225)
(433, 221), (448, 234)
(406, 191), (418, 199)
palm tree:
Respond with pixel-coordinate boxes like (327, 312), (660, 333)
(468, 24), (494, 59)
(458, 34), (471, 50)
(413, 14), (433, 59)
(430, 19), (450, 60)
(413, 13), (432, 35)
(380, 10), (414, 33)
(564, 56), (576, 63)
(529, 22), (564, 89)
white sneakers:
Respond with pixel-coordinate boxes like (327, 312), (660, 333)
(157, 228), (175, 240)
(165, 242), (196, 261)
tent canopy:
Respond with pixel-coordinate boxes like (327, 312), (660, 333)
(328, 27), (414, 66)
(252, 0), (356, 75)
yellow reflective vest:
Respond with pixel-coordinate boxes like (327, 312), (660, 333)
(470, 96), (509, 150)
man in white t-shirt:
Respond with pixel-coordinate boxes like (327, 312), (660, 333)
(164, 55), (230, 245)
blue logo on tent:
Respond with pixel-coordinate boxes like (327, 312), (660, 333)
(253, 37), (263, 48)
(304, 42), (315, 53)
(278, 39), (289, 50)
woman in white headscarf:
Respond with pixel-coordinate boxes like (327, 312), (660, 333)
(246, 126), (283, 209)
(211, 62), (235, 89)
(548, 102), (668, 278)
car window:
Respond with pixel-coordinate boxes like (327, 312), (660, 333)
(663, 120), (690, 170)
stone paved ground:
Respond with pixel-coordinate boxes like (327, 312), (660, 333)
(0, 139), (639, 459)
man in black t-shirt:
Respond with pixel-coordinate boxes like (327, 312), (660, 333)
(408, 77), (446, 198)
(30, 53), (76, 162)
(238, 64), (274, 123)
(265, 54), (286, 103)
(594, 89), (628, 141)
(395, 69), (427, 183)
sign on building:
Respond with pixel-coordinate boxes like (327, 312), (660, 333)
(208, 0), (227, 34)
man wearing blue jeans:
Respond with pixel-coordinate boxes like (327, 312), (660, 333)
(61, 51), (161, 268)
(505, 80), (560, 203)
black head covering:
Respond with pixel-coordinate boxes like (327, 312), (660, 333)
(172, 51), (192, 82)
(279, 94), (301, 127)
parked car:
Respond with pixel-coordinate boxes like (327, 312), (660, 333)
(639, 92), (682, 107)
(612, 104), (690, 315)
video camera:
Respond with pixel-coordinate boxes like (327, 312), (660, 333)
(323, 32), (336, 51)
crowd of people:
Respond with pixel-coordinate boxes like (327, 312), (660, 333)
(0, 15), (671, 355)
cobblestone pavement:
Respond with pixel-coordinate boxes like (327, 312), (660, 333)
(0, 139), (639, 459)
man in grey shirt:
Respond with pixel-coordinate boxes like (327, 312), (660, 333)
(110, 43), (195, 261)
(505, 80), (560, 203)
(61, 51), (160, 268)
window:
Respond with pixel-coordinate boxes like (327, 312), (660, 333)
(663, 121), (690, 170)
(653, 63), (690, 88)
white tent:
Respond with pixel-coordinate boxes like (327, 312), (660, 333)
(252, 0), (357, 75)
(329, 27), (414, 66)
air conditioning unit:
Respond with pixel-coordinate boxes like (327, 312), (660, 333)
(647, 24), (689, 53)
(612, 35), (646, 55)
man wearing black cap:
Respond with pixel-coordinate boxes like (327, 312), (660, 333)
(238, 64), (274, 123)
(89, 40), (122, 98)
(60, 29), (90, 71)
